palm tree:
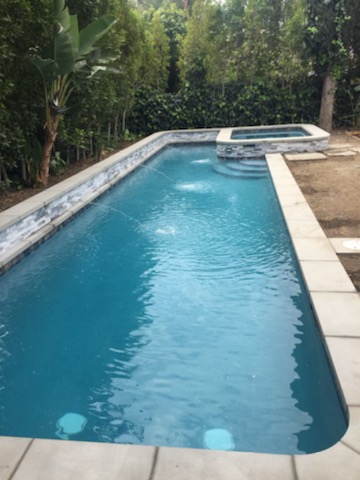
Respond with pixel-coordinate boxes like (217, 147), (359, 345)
(30, 0), (117, 186)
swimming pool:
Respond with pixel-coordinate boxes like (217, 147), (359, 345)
(0, 144), (346, 454)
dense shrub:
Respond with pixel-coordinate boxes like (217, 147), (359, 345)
(128, 80), (324, 136)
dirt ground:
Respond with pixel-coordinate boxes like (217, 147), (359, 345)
(285, 129), (360, 291)
(1, 131), (360, 290)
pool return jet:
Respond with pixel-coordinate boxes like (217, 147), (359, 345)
(203, 428), (235, 450)
(56, 413), (87, 440)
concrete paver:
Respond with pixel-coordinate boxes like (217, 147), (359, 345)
(277, 193), (307, 207)
(271, 183), (304, 196)
(153, 447), (295, 480)
(326, 150), (355, 157)
(285, 219), (327, 239)
(282, 203), (320, 221)
(299, 261), (357, 292)
(310, 291), (360, 337)
(12, 439), (155, 480)
(294, 442), (360, 480)
(285, 153), (327, 161)
(342, 407), (360, 453)
(327, 143), (354, 149)
(0, 437), (32, 480)
(291, 237), (339, 261)
(326, 337), (360, 405)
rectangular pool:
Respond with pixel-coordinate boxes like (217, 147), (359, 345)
(0, 144), (346, 454)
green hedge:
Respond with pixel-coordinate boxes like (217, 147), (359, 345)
(127, 80), (324, 135)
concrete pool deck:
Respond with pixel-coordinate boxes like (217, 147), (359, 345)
(0, 137), (360, 479)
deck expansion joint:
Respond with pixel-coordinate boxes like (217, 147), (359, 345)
(324, 334), (360, 339)
(8, 438), (34, 480)
(291, 456), (299, 480)
(340, 440), (360, 456)
(148, 447), (159, 480)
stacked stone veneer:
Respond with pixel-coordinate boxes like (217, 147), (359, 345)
(0, 130), (218, 269)
(216, 139), (329, 158)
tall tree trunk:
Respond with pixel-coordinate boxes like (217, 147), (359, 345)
(20, 158), (27, 183)
(319, 69), (336, 132)
(114, 113), (120, 141)
(122, 109), (127, 133)
(0, 160), (10, 188)
(184, 0), (189, 19)
(39, 127), (57, 186)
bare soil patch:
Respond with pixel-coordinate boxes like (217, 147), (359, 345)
(1, 132), (360, 290)
(286, 129), (360, 291)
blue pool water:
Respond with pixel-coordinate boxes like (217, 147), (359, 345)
(0, 145), (346, 453)
(231, 127), (309, 140)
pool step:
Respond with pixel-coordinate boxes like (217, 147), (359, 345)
(213, 158), (268, 179)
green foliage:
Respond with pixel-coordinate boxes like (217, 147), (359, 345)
(128, 80), (322, 135)
(50, 151), (67, 176)
(1, 0), (360, 192)
(178, 0), (214, 86)
(57, 0), (146, 158)
(0, 0), (52, 185)
(28, 0), (118, 184)
(157, 3), (186, 91)
(334, 79), (360, 128)
(270, 0), (310, 87)
(142, 11), (171, 91)
(29, 0), (117, 113)
(305, 0), (351, 77)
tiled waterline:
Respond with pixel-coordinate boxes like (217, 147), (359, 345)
(0, 135), (359, 479)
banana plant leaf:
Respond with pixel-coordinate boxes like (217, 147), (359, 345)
(53, 0), (79, 75)
(31, 0), (116, 79)
(28, 0), (118, 186)
(29, 56), (59, 83)
(79, 15), (117, 57)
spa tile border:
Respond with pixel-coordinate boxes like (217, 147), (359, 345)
(0, 140), (359, 479)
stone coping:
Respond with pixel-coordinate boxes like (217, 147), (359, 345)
(0, 140), (359, 479)
(216, 123), (329, 145)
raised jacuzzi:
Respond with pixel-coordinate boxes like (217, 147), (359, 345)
(216, 124), (329, 158)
